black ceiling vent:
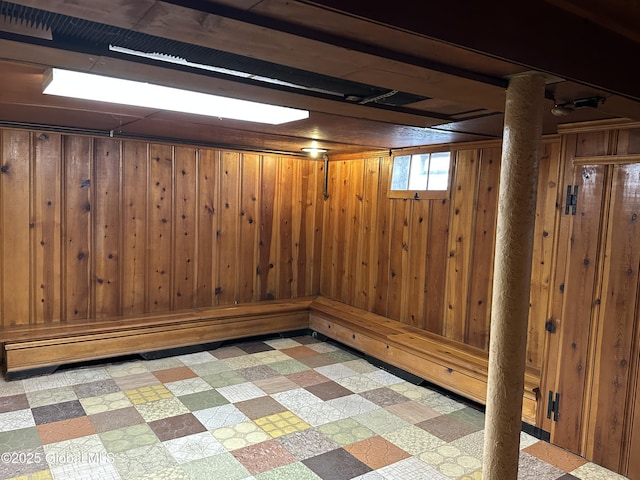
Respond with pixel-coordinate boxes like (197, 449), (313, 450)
(0, 1), (428, 107)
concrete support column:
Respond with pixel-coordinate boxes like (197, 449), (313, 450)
(482, 73), (546, 479)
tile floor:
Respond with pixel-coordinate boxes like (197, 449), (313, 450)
(0, 335), (629, 480)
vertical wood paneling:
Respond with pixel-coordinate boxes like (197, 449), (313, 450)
(93, 138), (121, 318)
(332, 160), (349, 301)
(121, 141), (148, 315)
(33, 133), (62, 324)
(354, 157), (380, 310)
(585, 163), (640, 470)
(217, 151), (240, 304)
(406, 199), (429, 328)
(346, 159), (365, 304)
(259, 154), (277, 300)
(527, 141), (561, 370)
(173, 147), (197, 309)
(424, 197), (450, 335)
(0, 128), (322, 327)
(239, 153), (260, 303)
(277, 157), (294, 298)
(147, 144), (173, 312)
(374, 156), (393, 316)
(444, 149), (479, 342)
(1, 130), (31, 326)
(63, 135), (92, 321)
(387, 199), (410, 321)
(466, 147), (500, 349)
(195, 148), (218, 306)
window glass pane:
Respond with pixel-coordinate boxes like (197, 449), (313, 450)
(391, 155), (411, 190)
(427, 152), (450, 190)
(408, 154), (429, 190)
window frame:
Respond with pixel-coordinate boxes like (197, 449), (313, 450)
(388, 149), (455, 200)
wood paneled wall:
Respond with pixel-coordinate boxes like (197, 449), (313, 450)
(0, 128), (323, 326)
(321, 140), (562, 372)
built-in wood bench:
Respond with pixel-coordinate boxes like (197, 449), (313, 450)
(309, 296), (540, 424)
(0, 297), (313, 380)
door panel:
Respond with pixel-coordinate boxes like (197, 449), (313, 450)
(585, 164), (640, 471)
(550, 164), (606, 454)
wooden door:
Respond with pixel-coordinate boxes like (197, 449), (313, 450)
(547, 161), (640, 476)
(547, 163), (606, 455)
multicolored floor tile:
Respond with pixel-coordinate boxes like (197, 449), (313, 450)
(0, 335), (629, 480)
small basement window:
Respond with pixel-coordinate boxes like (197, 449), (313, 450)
(389, 151), (452, 199)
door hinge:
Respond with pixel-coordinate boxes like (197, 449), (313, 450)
(547, 391), (560, 421)
(565, 185), (578, 215)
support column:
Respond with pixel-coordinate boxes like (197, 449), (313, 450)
(482, 73), (546, 479)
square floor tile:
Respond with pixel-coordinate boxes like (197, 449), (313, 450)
(211, 421), (271, 450)
(163, 431), (225, 463)
(99, 424), (160, 454)
(153, 366), (197, 384)
(180, 452), (250, 480)
(232, 438), (297, 474)
(176, 351), (216, 365)
(287, 401), (345, 426)
(417, 415), (478, 442)
(113, 372), (160, 391)
(255, 461), (322, 480)
(571, 462), (629, 479)
(0, 427), (42, 454)
(352, 408), (410, 435)
(0, 394), (29, 413)
(447, 406), (485, 430)
(317, 418), (375, 446)
(523, 441), (588, 472)
(281, 346), (320, 359)
(210, 346), (246, 359)
(253, 376), (299, 395)
(89, 406), (145, 433)
(217, 382), (266, 403)
(305, 381), (353, 401)
(164, 377), (213, 397)
(37, 416), (95, 444)
(26, 387), (78, 408)
(272, 388), (322, 411)
(177, 389), (229, 412)
(325, 394), (379, 417)
(315, 364), (358, 381)
(382, 425), (445, 456)
(359, 387), (408, 407)
(264, 338), (303, 349)
(237, 365), (281, 382)
(236, 341), (276, 354)
(201, 371), (247, 388)
(377, 456), (448, 480)
(255, 411), (311, 438)
(187, 360), (231, 377)
(302, 448), (372, 480)
(517, 452), (566, 480)
(269, 359), (310, 375)
(149, 413), (207, 441)
(31, 400), (85, 425)
(277, 428), (340, 460)
(0, 409), (35, 432)
(0, 446), (48, 479)
(385, 400), (442, 424)
(112, 443), (177, 479)
(286, 370), (330, 388)
(344, 435), (410, 469)
(80, 392), (133, 415)
(72, 379), (121, 399)
(235, 396), (286, 419)
(299, 354), (343, 369)
(193, 404), (249, 430)
(124, 385), (174, 405)
(335, 375), (383, 394)
(135, 397), (190, 422)
(419, 443), (482, 477)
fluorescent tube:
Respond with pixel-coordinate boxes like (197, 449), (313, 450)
(42, 68), (309, 125)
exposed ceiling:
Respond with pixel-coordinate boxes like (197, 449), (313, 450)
(0, 0), (639, 156)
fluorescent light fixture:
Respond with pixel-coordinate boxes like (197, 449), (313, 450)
(301, 147), (327, 157)
(42, 68), (309, 125)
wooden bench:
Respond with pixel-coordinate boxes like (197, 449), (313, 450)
(309, 296), (540, 424)
(0, 297), (313, 380)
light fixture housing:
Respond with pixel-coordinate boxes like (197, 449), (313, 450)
(42, 68), (309, 125)
(301, 147), (328, 158)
